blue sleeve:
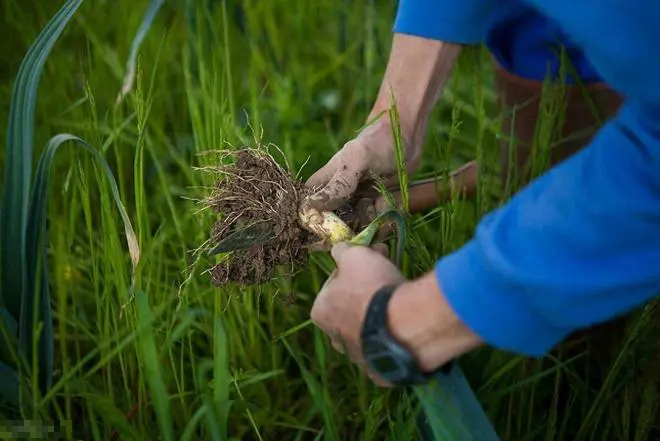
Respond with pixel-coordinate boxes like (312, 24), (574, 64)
(526, 0), (660, 106)
(433, 0), (660, 357)
(393, 0), (502, 44)
(435, 102), (660, 356)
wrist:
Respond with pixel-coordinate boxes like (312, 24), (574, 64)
(386, 271), (482, 372)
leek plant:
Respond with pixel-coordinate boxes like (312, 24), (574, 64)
(0, 0), (138, 415)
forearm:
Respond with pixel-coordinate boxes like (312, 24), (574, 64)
(364, 0), (500, 151)
(388, 271), (483, 371)
(368, 34), (462, 147)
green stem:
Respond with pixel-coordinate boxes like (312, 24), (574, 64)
(348, 209), (407, 268)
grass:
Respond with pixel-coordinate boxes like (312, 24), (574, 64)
(0, 0), (659, 440)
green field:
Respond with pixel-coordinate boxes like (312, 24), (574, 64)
(1, 1), (658, 440)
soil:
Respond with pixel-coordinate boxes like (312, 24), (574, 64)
(207, 147), (317, 285)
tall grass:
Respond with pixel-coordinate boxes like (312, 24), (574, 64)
(0, 0), (658, 440)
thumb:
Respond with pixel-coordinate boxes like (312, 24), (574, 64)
(305, 148), (346, 190)
(305, 158), (338, 191)
(305, 163), (364, 212)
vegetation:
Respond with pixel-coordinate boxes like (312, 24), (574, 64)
(0, 0), (658, 439)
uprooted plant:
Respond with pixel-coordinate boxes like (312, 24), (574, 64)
(203, 146), (405, 286)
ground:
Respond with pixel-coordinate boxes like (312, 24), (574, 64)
(0, 1), (658, 440)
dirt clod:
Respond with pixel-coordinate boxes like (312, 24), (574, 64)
(206, 147), (315, 285)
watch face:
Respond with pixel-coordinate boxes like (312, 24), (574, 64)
(370, 353), (401, 374)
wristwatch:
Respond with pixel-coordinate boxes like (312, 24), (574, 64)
(360, 284), (452, 386)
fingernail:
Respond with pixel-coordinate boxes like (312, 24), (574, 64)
(331, 242), (351, 261)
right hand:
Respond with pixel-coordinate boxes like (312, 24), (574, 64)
(302, 115), (421, 216)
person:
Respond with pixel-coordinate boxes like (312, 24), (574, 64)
(302, 0), (660, 386)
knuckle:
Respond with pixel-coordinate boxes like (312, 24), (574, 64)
(344, 139), (370, 164)
(310, 302), (325, 325)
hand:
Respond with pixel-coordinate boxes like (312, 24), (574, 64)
(312, 243), (484, 387)
(311, 242), (405, 387)
(304, 114), (420, 214)
(302, 35), (462, 214)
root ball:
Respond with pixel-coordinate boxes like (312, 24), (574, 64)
(206, 147), (314, 285)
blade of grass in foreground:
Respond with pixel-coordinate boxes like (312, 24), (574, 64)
(414, 363), (500, 440)
(0, 306), (19, 369)
(28, 133), (139, 285)
(213, 315), (231, 438)
(25, 133), (139, 401)
(136, 291), (174, 441)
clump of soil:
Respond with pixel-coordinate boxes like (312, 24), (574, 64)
(206, 147), (316, 285)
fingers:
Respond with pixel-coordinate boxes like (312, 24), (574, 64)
(371, 242), (389, 257)
(318, 268), (338, 298)
(305, 163), (365, 212)
(330, 241), (392, 267)
(330, 242), (352, 262)
(305, 140), (370, 212)
(305, 152), (341, 190)
(366, 370), (393, 388)
(329, 333), (391, 388)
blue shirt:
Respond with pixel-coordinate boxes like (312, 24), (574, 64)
(394, 0), (660, 356)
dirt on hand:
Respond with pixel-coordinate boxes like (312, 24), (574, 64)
(206, 147), (317, 285)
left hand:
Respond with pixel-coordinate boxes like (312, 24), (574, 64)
(310, 242), (405, 387)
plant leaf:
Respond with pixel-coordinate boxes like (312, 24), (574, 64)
(0, 361), (20, 409)
(25, 133), (140, 393)
(213, 316), (230, 439)
(0, 0), (82, 409)
(116, 0), (166, 103)
(0, 0), (81, 325)
(136, 291), (174, 441)
(0, 306), (18, 363)
(413, 363), (501, 441)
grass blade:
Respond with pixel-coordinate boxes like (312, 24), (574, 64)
(213, 316), (231, 438)
(0, 0), (82, 410)
(0, 306), (18, 363)
(116, 0), (166, 103)
(0, 0), (81, 327)
(136, 291), (174, 441)
(413, 363), (500, 440)
(197, 359), (224, 441)
(24, 132), (140, 396)
(0, 361), (20, 409)
(30, 133), (139, 275)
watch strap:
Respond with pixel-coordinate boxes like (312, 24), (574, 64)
(361, 284), (438, 386)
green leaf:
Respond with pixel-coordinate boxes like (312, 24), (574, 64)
(1, 0), (81, 322)
(80, 391), (144, 440)
(413, 363), (501, 441)
(25, 132), (140, 394)
(0, 361), (20, 409)
(180, 405), (208, 441)
(136, 291), (174, 441)
(117, 0), (166, 103)
(0, 0), (82, 405)
(0, 306), (18, 363)
(213, 316), (230, 438)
